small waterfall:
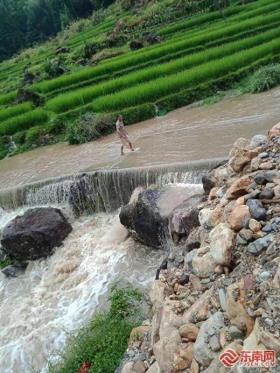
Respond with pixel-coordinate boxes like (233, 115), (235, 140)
(0, 158), (226, 213)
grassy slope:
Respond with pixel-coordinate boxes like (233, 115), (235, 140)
(0, 0), (280, 158)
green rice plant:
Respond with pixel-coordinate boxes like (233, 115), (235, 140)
(46, 28), (280, 113)
(0, 91), (17, 106)
(160, 0), (280, 46)
(0, 109), (49, 136)
(0, 103), (34, 122)
(90, 38), (280, 112)
(45, 18), (280, 99)
(159, 0), (279, 37)
(34, 11), (280, 94)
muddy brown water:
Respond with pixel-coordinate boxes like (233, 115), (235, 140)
(0, 87), (279, 190)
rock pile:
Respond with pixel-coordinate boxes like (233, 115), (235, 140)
(120, 122), (280, 372)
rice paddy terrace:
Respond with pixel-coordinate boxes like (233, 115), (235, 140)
(0, 0), (280, 159)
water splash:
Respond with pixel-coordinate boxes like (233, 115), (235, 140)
(0, 158), (225, 213)
(0, 209), (163, 373)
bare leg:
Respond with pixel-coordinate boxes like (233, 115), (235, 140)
(121, 145), (124, 155)
(128, 141), (134, 151)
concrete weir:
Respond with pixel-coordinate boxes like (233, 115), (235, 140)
(0, 158), (226, 213)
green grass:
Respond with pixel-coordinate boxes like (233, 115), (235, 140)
(0, 102), (34, 122)
(49, 286), (144, 373)
(0, 109), (49, 136)
(238, 63), (280, 93)
(90, 38), (280, 112)
(46, 29), (280, 114)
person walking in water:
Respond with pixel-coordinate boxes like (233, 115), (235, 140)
(116, 115), (134, 155)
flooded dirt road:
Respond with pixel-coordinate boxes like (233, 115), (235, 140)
(0, 87), (279, 190)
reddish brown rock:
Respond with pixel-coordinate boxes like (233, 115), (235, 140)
(226, 177), (252, 199)
(226, 283), (254, 336)
(179, 323), (199, 341)
(228, 205), (251, 231)
(268, 122), (280, 139)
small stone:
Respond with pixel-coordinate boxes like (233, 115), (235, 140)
(266, 182), (275, 188)
(209, 335), (221, 352)
(259, 188), (274, 200)
(259, 160), (274, 170)
(254, 173), (267, 185)
(259, 152), (269, 159)
(247, 234), (274, 255)
(200, 278), (210, 284)
(179, 324), (199, 341)
(218, 288), (227, 311)
(133, 360), (146, 373)
(228, 325), (244, 340)
(226, 177), (252, 199)
(146, 362), (160, 373)
(179, 273), (189, 286)
(250, 134), (268, 148)
(246, 199), (266, 220)
(236, 234), (248, 246)
(192, 248), (216, 278)
(248, 219), (262, 233)
(244, 189), (260, 201)
(237, 235), (248, 245)
(259, 271), (271, 281)
(268, 122), (280, 139)
(262, 224), (274, 233)
(239, 228), (253, 242)
(121, 362), (134, 373)
(264, 318), (274, 327)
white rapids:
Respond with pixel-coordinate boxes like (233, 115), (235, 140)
(0, 208), (163, 373)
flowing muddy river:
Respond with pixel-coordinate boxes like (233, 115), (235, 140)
(0, 207), (163, 372)
(0, 87), (280, 190)
(0, 182), (202, 372)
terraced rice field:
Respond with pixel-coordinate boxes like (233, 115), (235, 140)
(0, 0), (280, 140)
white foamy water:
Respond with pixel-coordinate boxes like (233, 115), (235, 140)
(0, 208), (163, 373)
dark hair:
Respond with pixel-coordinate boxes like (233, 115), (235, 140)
(117, 114), (123, 121)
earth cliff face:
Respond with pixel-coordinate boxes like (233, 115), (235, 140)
(119, 122), (280, 373)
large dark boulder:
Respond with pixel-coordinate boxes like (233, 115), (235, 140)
(1, 207), (72, 261)
(120, 188), (166, 249)
(119, 185), (203, 249)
